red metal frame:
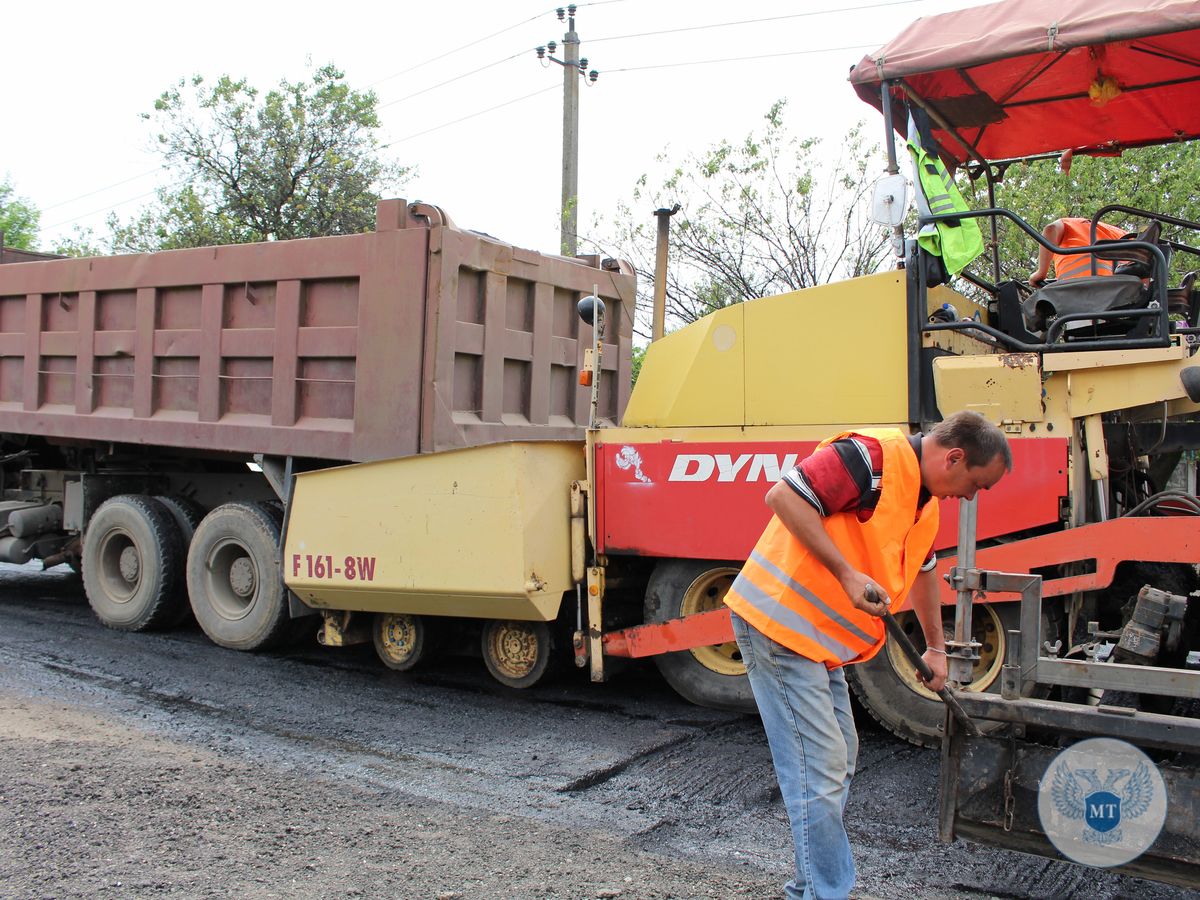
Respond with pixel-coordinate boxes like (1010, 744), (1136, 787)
(595, 437), (1068, 559)
(602, 516), (1200, 658)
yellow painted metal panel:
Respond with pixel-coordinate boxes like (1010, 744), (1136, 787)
(1066, 355), (1200, 417)
(621, 304), (746, 427)
(744, 272), (909, 425)
(600, 423), (900, 444)
(923, 328), (998, 357)
(1042, 345), (1188, 372)
(932, 353), (1044, 423)
(284, 441), (584, 620)
(623, 272), (913, 429)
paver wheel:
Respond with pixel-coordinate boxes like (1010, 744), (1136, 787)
(373, 613), (432, 672)
(645, 559), (756, 712)
(846, 602), (1040, 747)
(186, 501), (290, 651)
(481, 620), (552, 689)
(82, 494), (186, 631)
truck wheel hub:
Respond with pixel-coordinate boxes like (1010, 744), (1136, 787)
(118, 546), (140, 583)
(229, 557), (256, 597)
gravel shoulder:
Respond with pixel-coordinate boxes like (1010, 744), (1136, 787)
(0, 566), (1190, 899)
(0, 688), (782, 899)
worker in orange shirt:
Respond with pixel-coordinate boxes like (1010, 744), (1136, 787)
(1029, 217), (1127, 287)
(724, 411), (1011, 900)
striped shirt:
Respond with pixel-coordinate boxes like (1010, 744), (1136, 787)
(783, 434), (936, 570)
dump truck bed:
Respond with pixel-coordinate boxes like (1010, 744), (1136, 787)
(0, 200), (634, 462)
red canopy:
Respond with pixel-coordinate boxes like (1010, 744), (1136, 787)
(850, 0), (1200, 164)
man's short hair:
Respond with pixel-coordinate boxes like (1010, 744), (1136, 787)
(930, 410), (1013, 470)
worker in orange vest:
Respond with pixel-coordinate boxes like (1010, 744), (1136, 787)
(1029, 216), (1127, 286)
(725, 410), (1011, 900)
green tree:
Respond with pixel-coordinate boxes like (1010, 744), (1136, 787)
(0, 177), (40, 250)
(971, 143), (1200, 282)
(107, 64), (410, 252)
(630, 344), (646, 386)
(596, 102), (889, 334)
(52, 226), (107, 258)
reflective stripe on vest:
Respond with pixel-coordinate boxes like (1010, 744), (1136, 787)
(725, 429), (940, 668)
(729, 550), (877, 662)
(1053, 218), (1125, 280)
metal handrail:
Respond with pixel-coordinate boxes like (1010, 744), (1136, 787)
(918, 206), (1172, 349)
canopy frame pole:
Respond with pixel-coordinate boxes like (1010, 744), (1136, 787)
(879, 80), (907, 265)
(899, 79), (1001, 283)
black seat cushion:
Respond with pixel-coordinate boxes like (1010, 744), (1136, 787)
(1022, 275), (1146, 334)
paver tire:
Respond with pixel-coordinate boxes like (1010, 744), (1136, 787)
(645, 559), (756, 712)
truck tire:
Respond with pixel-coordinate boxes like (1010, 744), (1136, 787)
(481, 620), (552, 689)
(644, 559), (756, 712)
(846, 602), (1035, 747)
(153, 495), (206, 548)
(153, 495), (207, 625)
(186, 501), (290, 651)
(82, 494), (186, 632)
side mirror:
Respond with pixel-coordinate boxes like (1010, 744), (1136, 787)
(869, 174), (909, 227)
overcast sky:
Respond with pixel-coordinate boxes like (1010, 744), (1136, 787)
(5, 0), (990, 256)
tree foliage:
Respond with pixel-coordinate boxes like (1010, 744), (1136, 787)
(103, 64), (410, 253)
(970, 142), (1200, 282)
(0, 177), (40, 250)
(597, 102), (890, 334)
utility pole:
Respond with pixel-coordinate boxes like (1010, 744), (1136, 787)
(536, 6), (599, 257)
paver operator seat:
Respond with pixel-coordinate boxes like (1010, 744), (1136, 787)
(1019, 220), (1172, 341)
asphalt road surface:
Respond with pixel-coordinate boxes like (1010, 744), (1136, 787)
(0, 563), (1189, 899)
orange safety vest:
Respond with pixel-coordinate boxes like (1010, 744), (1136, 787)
(725, 429), (940, 668)
(1053, 218), (1127, 280)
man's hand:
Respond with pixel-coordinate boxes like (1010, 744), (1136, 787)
(919, 648), (948, 693)
(1028, 269), (1046, 288)
(845, 575), (889, 617)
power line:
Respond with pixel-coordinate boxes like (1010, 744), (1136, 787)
(378, 49), (529, 110)
(39, 2), (899, 235)
(604, 43), (883, 75)
(587, 0), (926, 44)
(40, 167), (162, 213)
(44, 182), (180, 232)
(42, 82), (555, 233)
(42, 9), (558, 219)
(380, 85), (558, 148)
(367, 6), (559, 90)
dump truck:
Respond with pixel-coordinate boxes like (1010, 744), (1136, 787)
(0, 200), (634, 650)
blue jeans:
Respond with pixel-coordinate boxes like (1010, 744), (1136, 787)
(731, 611), (858, 900)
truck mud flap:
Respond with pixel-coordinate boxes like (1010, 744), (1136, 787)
(940, 694), (1200, 890)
